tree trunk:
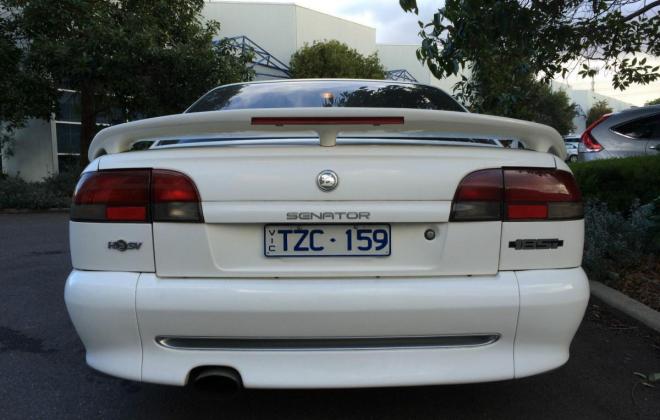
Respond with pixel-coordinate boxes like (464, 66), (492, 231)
(79, 86), (96, 169)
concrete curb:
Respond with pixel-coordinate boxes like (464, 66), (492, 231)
(590, 280), (660, 334)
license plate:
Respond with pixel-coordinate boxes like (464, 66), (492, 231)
(264, 224), (391, 257)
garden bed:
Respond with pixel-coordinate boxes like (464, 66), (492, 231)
(570, 155), (660, 312)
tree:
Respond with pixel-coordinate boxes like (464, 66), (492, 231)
(0, 11), (55, 154)
(399, 0), (659, 116)
(1, 0), (253, 167)
(510, 80), (577, 135)
(646, 98), (660, 106)
(290, 40), (386, 79)
(586, 100), (613, 127)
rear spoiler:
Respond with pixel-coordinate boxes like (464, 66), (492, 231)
(88, 107), (567, 161)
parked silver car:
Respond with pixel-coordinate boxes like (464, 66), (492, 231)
(563, 135), (580, 162)
(578, 105), (660, 161)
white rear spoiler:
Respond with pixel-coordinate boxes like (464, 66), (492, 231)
(88, 107), (567, 161)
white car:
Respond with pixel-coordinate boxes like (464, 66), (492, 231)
(563, 135), (580, 162)
(65, 79), (589, 390)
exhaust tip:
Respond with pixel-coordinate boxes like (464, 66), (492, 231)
(188, 366), (243, 397)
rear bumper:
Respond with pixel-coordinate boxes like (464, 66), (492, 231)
(64, 268), (589, 388)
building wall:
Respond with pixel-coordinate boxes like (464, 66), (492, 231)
(203, 1), (297, 65)
(376, 44), (430, 84)
(295, 6), (376, 56)
(203, 1), (377, 66)
(552, 81), (634, 133)
(1, 119), (56, 182)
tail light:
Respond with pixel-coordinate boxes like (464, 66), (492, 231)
(580, 114), (610, 152)
(450, 168), (582, 221)
(71, 169), (202, 223)
(151, 170), (202, 222)
(450, 169), (503, 221)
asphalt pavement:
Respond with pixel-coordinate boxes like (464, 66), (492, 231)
(1, 213), (659, 419)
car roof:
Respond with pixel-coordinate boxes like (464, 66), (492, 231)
(599, 104), (660, 128)
(616, 104), (660, 116)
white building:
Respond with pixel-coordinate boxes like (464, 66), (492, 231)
(1, 0), (636, 181)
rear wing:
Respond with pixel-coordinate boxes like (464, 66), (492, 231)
(88, 107), (567, 161)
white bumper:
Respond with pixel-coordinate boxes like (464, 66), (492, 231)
(64, 268), (589, 388)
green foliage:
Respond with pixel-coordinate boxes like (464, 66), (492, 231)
(582, 199), (658, 281)
(570, 155), (660, 289)
(523, 84), (576, 135)
(586, 100), (613, 127)
(0, 14), (55, 154)
(290, 40), (386, 79)
(0, 171), (78, 209)
(400, 1), (659, 115)
(569, 155), (660, 212)
(472, 76), (577, 134)
(1, 0), (254, 166)
(646, 97), (660, 106)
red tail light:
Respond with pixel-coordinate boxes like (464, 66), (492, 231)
(504, 169), (582, 220)
(580, 114), (610, 152)
(451, 168), (583, 221)
(71, 170), (150, 222)
(151, 170), (203, 222)
(71, 169), (202, 223)
(450, 169), (503, 221)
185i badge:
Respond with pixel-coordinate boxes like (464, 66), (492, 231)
(107, 240), (142, 252)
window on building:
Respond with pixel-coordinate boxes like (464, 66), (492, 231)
(56, 123), (81, 154)
(54, 90), (130, 170)
(57, 91), (81, 122)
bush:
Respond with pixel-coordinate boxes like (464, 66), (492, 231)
(585, 100), (613, 127)
(0, 171), (78, 209)
(569, 155), (660, 212)
(583, 199), (658, 279)
(289, 40), (386, 79)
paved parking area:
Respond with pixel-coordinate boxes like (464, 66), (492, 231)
(1, 213), (659, 419)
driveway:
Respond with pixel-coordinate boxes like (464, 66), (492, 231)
(1, 213), (659, 419)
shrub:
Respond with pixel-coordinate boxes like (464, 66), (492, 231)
(585, 100), (613, 127)
(289, 40), (386, 79)
(569, 155), (660, 212)
(0, 171), (77, 209)
(583, 199), (658, 280)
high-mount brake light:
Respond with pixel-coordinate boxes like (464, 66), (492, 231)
(450, 168), (583, 222)
(251, 116), (404, 126)
(580, 114), (610, 152)
(70, 169), (202, 223)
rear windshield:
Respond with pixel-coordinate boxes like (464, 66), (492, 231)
(186, 81), (465, 113)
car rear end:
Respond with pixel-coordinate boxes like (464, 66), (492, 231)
(64, 80), (589, 388)
(578, 106), (660, 161)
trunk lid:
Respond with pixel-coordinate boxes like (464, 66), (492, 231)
(97, 145), (556, 278)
